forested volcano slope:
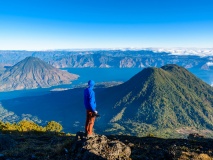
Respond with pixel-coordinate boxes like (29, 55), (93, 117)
(96, 64), (213, 136)
(1, 64), (213, 137)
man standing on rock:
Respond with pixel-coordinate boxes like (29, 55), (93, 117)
(84, 80), (98, 137)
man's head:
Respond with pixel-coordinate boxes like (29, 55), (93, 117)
(88, 80), (95, 88)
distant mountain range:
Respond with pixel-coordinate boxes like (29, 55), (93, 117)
(0, 50), (212, 70)
(0, 57), (79, 91)
(2, 64), (213, 138)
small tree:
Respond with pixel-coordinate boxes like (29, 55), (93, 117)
(45, 121), (63, 132)
(0, 121), (17, 131)
(0, 121), (4, 130)
(18, 120), (45, 132)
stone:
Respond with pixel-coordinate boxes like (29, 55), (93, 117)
(72, 132), (131, 159)
(0, 154), (5, 160)
(0, 134), (16, 151)
(188, 133), (205, 141)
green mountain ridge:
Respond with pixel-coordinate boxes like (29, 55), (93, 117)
(1, 64), (212, 138)
(96, 64), (213, 136)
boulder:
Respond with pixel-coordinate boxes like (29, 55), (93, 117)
(188, 133), (205, 141)
(72, 132), (131, 160)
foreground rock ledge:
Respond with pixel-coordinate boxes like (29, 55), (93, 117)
(71, 132), (131, 160)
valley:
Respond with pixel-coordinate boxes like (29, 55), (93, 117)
(1, 65), (213, 138)
(0, 51), (213, 138)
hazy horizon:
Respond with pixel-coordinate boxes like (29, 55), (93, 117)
(1, 47), (213, 57)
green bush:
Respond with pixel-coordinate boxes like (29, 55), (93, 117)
(0, 120), (63, 133)
(46, 121), (63, 132)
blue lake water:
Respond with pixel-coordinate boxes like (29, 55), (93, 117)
(0, 68), (142, 100)
(188, 68), (213, 86)
(0, 68), (212, 101)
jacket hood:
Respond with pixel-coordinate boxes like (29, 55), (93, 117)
(88, 80), (95, 87)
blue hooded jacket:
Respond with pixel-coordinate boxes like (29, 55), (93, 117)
(84, 80), (96, 112)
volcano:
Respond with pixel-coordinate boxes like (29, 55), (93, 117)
(0, 57), (79, 91)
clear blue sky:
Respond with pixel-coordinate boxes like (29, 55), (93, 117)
(0, 0), (213, 50)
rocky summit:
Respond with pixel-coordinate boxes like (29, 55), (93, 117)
(0, 131), (212, 160)
(0, 57), (79, 91)
(71, 132), (131, 160)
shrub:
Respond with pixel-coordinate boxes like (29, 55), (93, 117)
(0, 120), (63, 133)
(18, 120), (45, 132)
(45, 121), (63, 132)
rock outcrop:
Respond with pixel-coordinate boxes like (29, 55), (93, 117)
(71, 132), (131, 160)
(0, 131), (212, 160)
(188, 133), (205, 141)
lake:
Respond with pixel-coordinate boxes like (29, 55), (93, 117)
(0, 68), (212, 101)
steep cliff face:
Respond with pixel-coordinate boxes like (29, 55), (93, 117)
(0, 50), (212, 70)
(47, 52), (207, 69)
(0, 57), (79, 91)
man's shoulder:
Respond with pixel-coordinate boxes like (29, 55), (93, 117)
(86, 87), (94, 94)
(84, 87), (93, 92)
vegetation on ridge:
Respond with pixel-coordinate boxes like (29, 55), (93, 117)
(96, 64), (213, 137)
(0, 120), (63, 133)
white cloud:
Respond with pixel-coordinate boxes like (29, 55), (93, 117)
(206, 62), (213, 66)
(0, 104), (19, 122)
(149, 48), (213, 57)
(22, 114), (42, 124)
(0, 104), (42, 124)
